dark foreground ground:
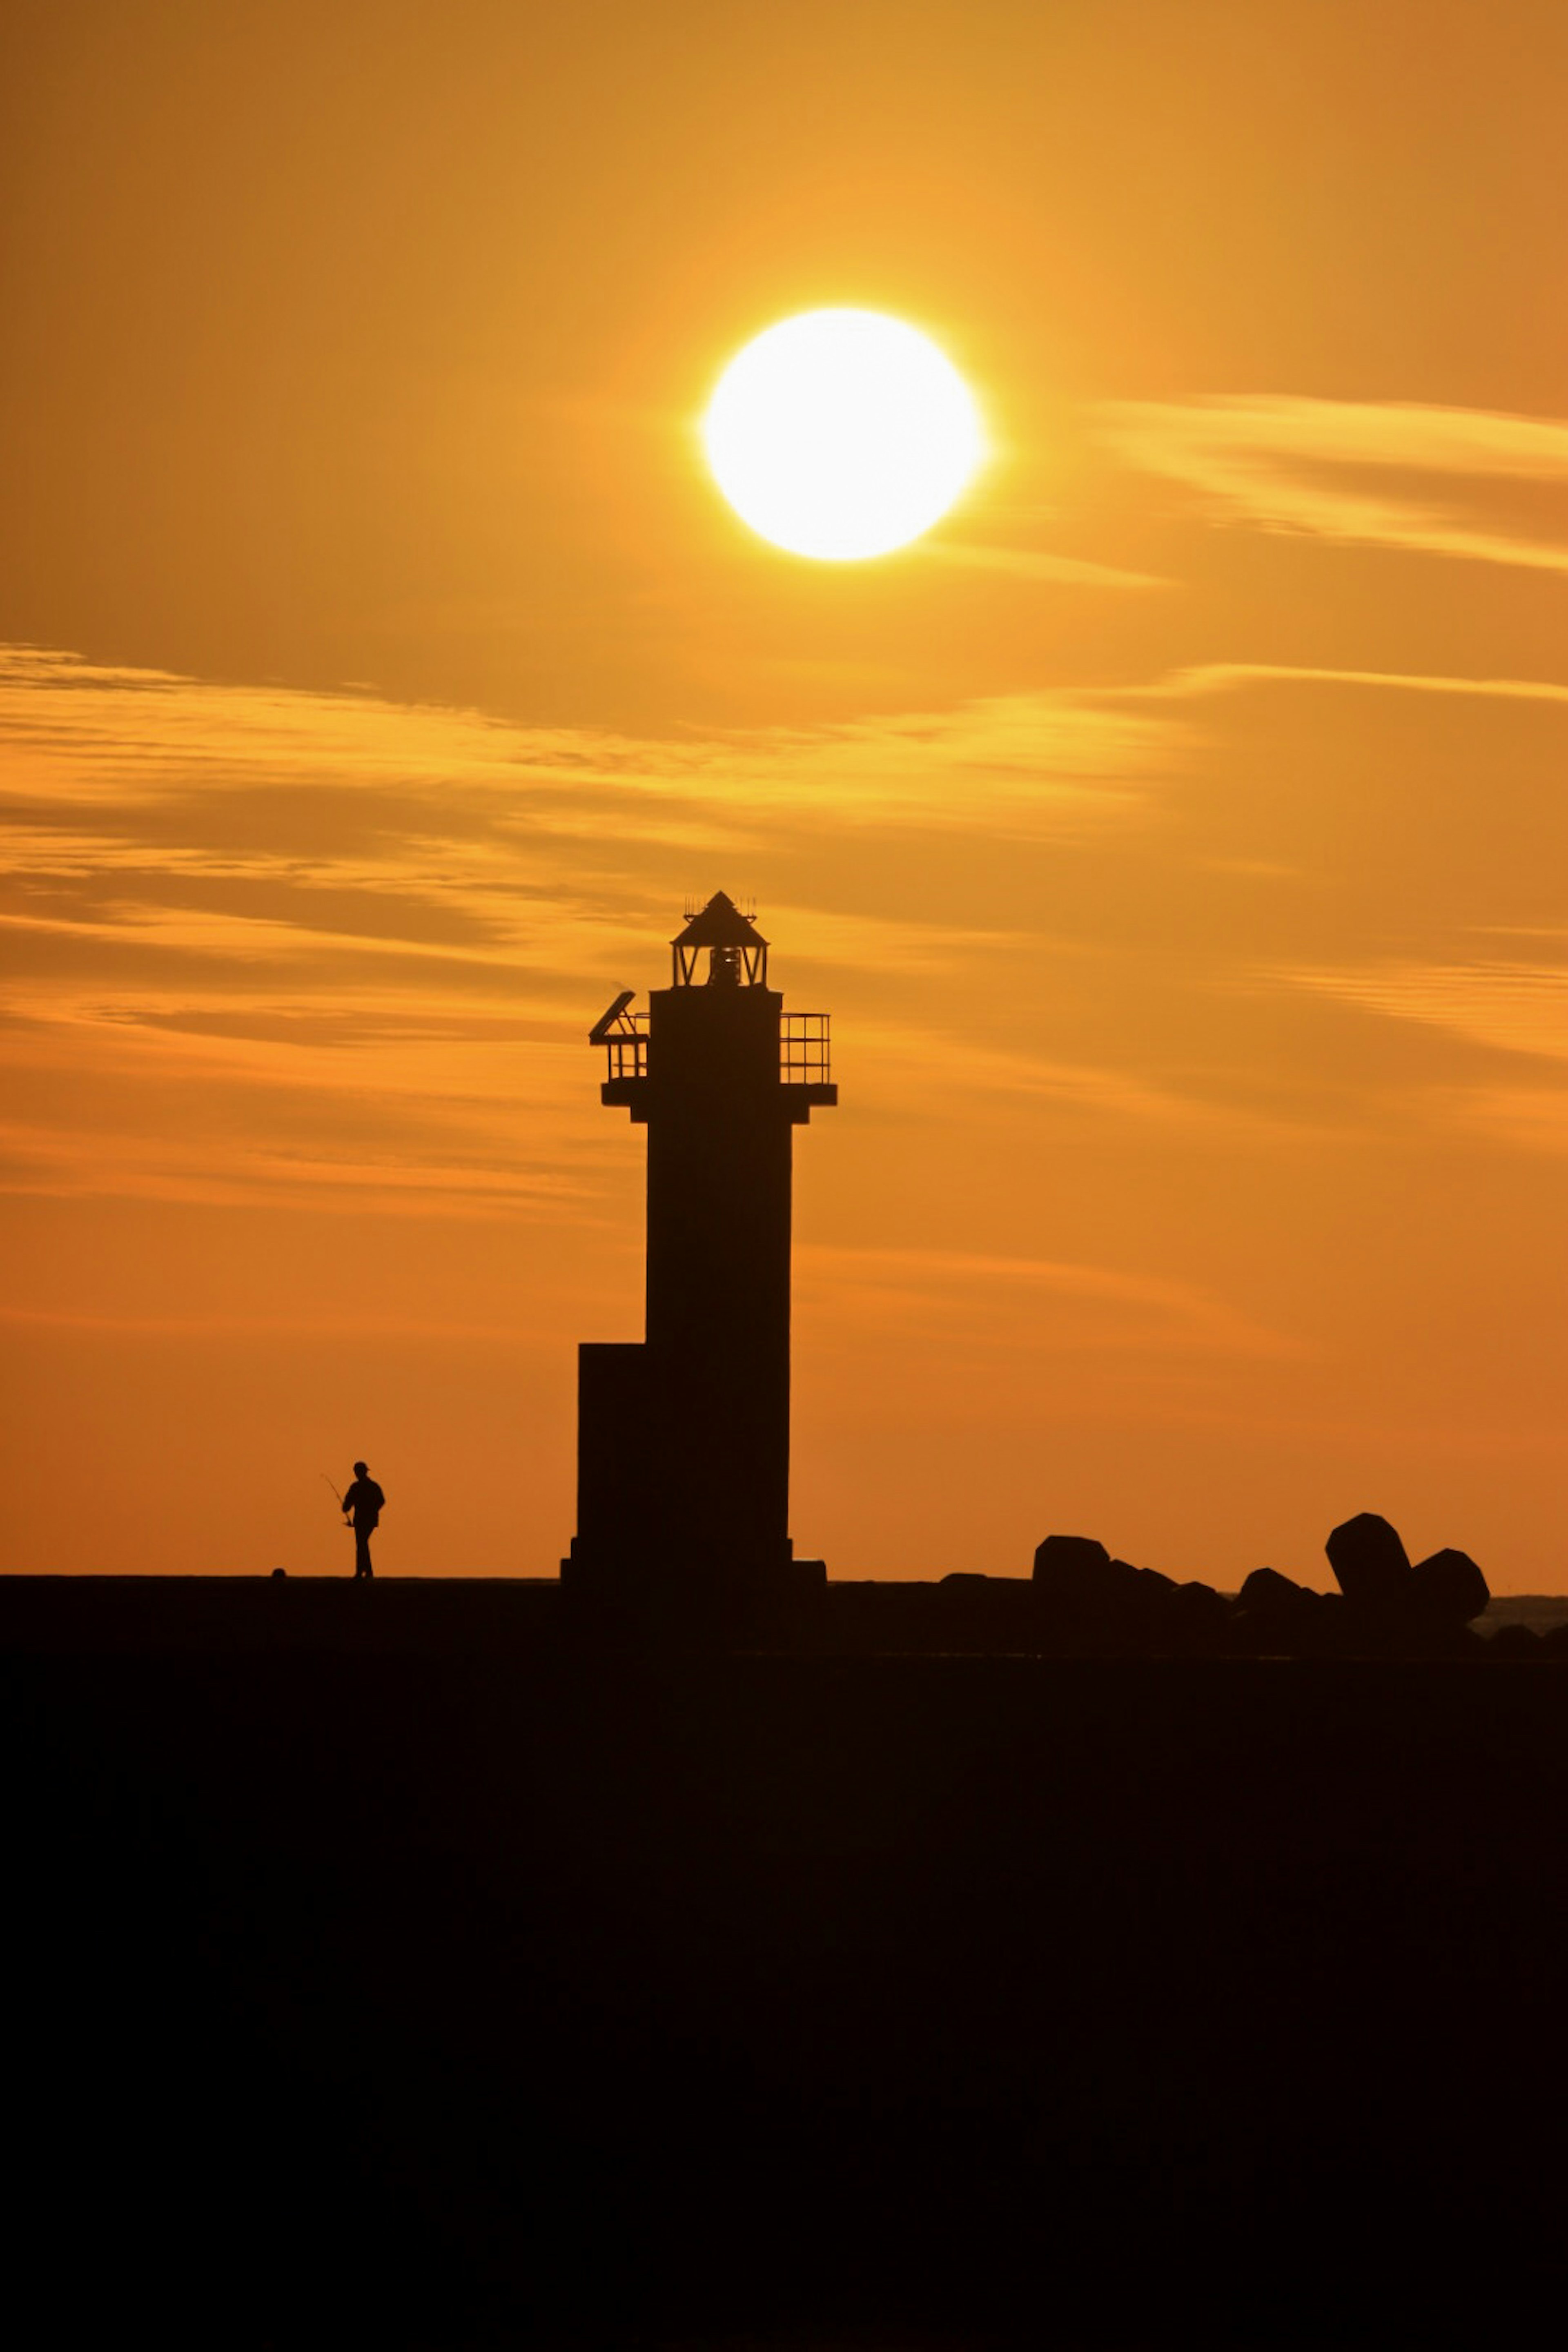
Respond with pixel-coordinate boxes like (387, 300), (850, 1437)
(6, 1578), (1568, 2345)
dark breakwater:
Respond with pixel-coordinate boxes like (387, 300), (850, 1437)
(6, 1578), (1567, 2342)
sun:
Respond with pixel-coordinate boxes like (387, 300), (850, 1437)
(702, 309), (984, 562)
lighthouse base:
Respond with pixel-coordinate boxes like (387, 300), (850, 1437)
(560, 1539), (826, 1639)
(564, 1338), (821, 1630)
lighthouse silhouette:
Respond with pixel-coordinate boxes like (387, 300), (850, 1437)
(563, 892), (836, 1611)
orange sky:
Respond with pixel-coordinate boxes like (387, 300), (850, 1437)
(2, 1), (1564, 1586)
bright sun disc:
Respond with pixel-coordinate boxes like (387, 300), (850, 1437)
(703, 309), (983, 561)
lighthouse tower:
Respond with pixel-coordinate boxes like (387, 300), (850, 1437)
(563, 893), (836, 1606)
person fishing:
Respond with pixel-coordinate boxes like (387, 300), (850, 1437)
(339, 1461), (385, 1580)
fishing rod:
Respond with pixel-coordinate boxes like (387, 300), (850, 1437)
(322, 1472), (351, 1522)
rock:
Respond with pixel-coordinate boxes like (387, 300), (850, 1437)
(1284, 1589), (1358, 1659)
(1225, 1576), (1358, 1658)
(1486, 1622), (1541, 1656)
(1156, 1581), (1230, 1652)
(1032, 1537), (1144, 1606)
(1541, 1621), (1568, 1657)
(1238, 1567), (1313, 1613)
(1232, 1569), (1331, 1654)
(1031, 1536), (1153, 1648)
(1410, 1548), (1489, 1624)
(1307, 1592), (1357, 1657)
(1032, 1534), (1111, 1590)
(1325, 1513), (1413, 1612)
(1232, 1580), (1316, 1656)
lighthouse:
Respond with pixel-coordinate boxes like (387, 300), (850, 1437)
(563, 893), (836, 1607)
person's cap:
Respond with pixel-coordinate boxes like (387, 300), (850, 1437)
(353, 1460), (368, 1476)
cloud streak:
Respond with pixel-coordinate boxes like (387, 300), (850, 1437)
(0, 643), (1167, 833)
(797, 1243), (1298, 1359)
(926, 542), (1168, 591)
(4, 640), (1566, 1232)
(0, 643), (1184, 1218)
(1101, 395), (1568, 575)
(1152, 661), (1568, 708)
(1293, 960), (1568, 1066)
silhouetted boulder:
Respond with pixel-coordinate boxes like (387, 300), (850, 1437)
(1486, 1622), (1541, 1657)
(1274, 1590), (1361, 1659)
(1238, 1567), (1313, 1613)
(929, 1571), (1041, 1653)
(1224, 1575), (1359, 1658)
(1033, 1535), (1112, 1591)
(1541, 1621), (1568, 1657)
(1230, 1568), (1329, 1655)
(1031, 1537), (1160, 1649)
(1325, 1513), (1414, 1612)
(1156, 1580), (1230, 1651)
(1410, 1548), (1489, 1624)
(1306, 1592), (1358, 1657)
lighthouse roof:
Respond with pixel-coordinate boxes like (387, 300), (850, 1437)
(670, 891), (768, 950)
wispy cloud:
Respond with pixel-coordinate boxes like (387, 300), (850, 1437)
(1101, 395), (1568, 575)
(1442, 1086), (1568, 1156)
(0, 643), (1182, 1216)
(926, 542), (1168, 591)
(797, 1244), (1298, 1359)
(0, 642), (1165, 832)
(1150, 660), (1568, 708)
(1292, 960), (1568, 1065)
(4, 640), (1566, 1231)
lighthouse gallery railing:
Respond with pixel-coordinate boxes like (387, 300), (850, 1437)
(601, 1011), (829, 1087)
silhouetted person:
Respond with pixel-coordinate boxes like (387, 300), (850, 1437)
(341, 1462), (385, 1579)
